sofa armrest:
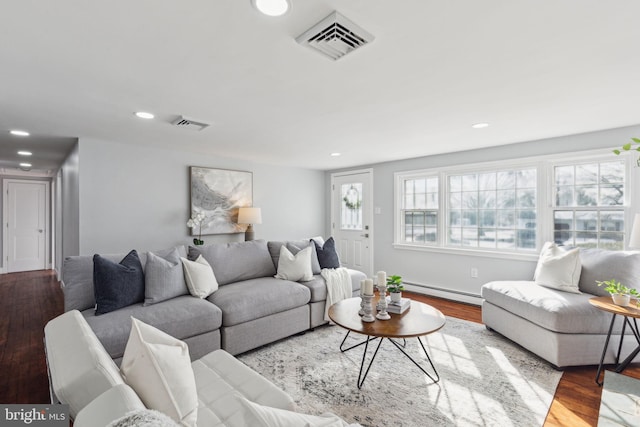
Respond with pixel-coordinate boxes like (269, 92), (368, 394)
(74, 384), (146, 427)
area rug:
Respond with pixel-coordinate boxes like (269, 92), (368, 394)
(237, 317), (562, 427)
(599, 371), (640, 426)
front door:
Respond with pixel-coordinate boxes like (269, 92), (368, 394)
(331, 170), (373, 276)
(4, 180), (49, 272)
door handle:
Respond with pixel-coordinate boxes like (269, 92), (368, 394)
(361, 233), (369, 238)
(38, 229), (44, 233)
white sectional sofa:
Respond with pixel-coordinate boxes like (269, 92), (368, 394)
(45, 310), (358, 426)
(482, 247), (640, 368)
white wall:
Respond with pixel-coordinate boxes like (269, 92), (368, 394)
(327, 124), (640, 301)
(58, 143), (80, 273)
(76, 138), (325, 255)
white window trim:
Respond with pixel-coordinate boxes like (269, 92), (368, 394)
(393, 148), (635, 259)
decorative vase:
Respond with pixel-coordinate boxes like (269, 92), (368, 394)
(390, 292), (402, 303)
(612, 293), (631, 306)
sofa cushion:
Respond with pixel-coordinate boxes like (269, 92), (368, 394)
(44, 310), (124, 419)
(237, 396), (350, 427)
(481, 281), (626, 334)
(274, 245), (313, 282)
(62, 246), (187, 312)
(94, 250), (145, 315)
(534, 243), (581, 294)
(121, 318), (198, 426)
(314, 237), (340, 269)
(192, 349), (295, 426)
(208, 278), (310, 327)
(144, 248), (188, 305)
(189, 240), (276, 286)
(73, 385), (147, 427)
(181, 255), (218, 298)
(268, 240), (321, 275)
(578, 249), (640, 296)
(82, 296), (223, 360)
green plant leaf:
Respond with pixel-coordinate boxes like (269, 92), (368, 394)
(623, 143), (632, 151)
(613, 149), (621, 155)
(632, 137), (640, 143)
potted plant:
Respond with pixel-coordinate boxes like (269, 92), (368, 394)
(386, 275), (404, 303)
(596, 279), (639, 306)
(187, 212), (205, 245)
(613, 137), (640, 166)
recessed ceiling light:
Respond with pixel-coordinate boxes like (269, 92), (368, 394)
(17, 151), (32, 156)
(135, 111), (155, 119)
(10, 130), (30, 136)
(471, 123), (489, 129)
(330, 152), (341, 157)
(251, 0), (290, 16)
(19, 163), (32, 168)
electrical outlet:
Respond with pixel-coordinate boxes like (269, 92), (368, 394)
(470, 268), (478, 278)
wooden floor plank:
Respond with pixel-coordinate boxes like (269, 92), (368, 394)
(2, 272), (639, 427)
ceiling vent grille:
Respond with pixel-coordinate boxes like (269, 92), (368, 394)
(171, 116), (210, 131)
(296, 11), (374, 61)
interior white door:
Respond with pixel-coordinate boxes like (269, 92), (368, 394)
(331, 170), (373, 276)
(6, 181), (48, 272)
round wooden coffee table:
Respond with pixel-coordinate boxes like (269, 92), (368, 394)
(328, 296), (446, 388)
(589, 296), (640, 385)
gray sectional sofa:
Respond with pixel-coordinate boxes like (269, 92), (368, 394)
(62, 239), (365, 363)
(482, 248), (640, 368)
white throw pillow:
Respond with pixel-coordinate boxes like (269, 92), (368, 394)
(181, 255), (218, 298)
(237, 396), (351, 427)
(275, 245), (313, 282)
(534, 242), (582, 293)
(120, 318), (198, 427)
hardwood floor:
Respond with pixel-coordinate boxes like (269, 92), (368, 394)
(0, 270), (63, 403)
(1, 271), (638, 426)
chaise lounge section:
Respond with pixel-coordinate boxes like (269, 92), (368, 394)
(482, 247), (640, 368)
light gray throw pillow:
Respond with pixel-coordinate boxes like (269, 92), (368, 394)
(578, 248), (640, 296)
(144, 248), (188, 305)
(268, 240), (322, 275)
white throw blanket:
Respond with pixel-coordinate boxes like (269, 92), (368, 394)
(321, 267), (353, 321)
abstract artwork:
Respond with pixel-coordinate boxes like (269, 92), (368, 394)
(189, 167), (252, 235)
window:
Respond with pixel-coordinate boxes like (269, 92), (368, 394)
(447, 168), (536, 250)
(552, 160), (625, 250)
(394, 153), (631, 256)
(341, 183), (363, 230)
(400, 176), (438, 243)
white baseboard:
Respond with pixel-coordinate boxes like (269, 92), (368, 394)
(404, 282), (483, 306)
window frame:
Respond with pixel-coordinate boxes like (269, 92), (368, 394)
(397, 172), (440, 246)
(393, 150), (635, 261)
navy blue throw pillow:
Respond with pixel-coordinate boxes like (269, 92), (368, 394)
(93, 250), (145, 315)
(313, 237), (340, 269)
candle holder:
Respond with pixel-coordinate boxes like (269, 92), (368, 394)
(376, 283), (391, 320)
(359, 289), (365, 316)
(361, 294), (375, 322)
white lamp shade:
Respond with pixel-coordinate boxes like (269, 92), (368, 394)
(238, 207), (262, 225)
(629, 213), (640, 249)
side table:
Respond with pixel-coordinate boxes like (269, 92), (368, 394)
(589, 296), (640, 386)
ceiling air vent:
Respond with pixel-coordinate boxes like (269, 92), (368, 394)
(296, 11), (374, 61)
(171, 116), (210, 131)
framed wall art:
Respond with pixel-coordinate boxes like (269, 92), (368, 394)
(189, 166), (253, 235)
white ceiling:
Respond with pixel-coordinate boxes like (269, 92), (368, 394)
(1, 0), (640, 172)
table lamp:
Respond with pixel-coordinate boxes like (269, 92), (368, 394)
(238, 207), (262, 241)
